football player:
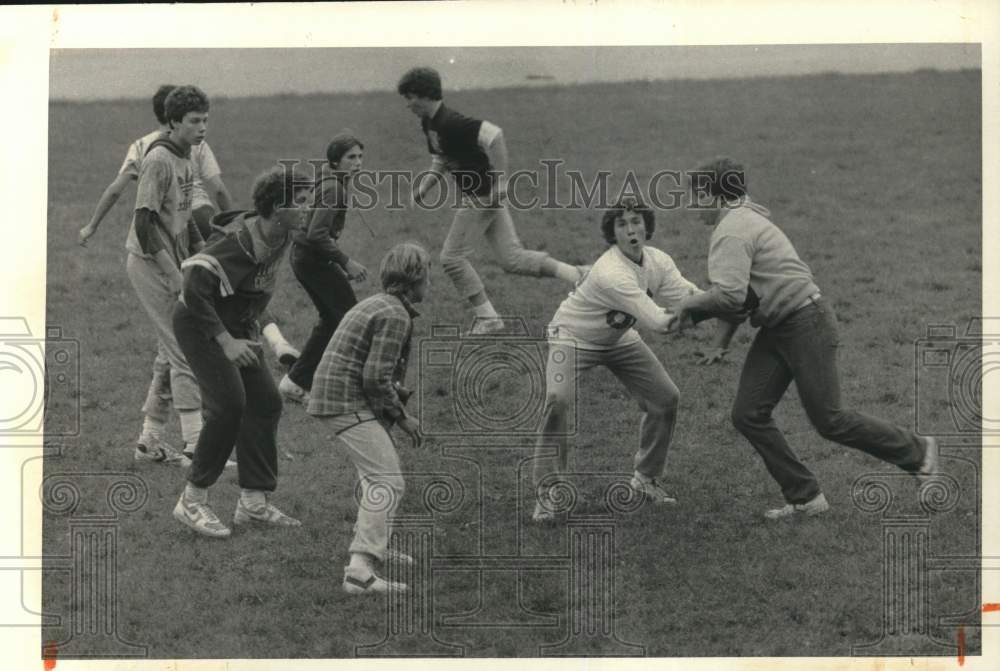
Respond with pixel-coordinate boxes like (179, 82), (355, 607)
(397, 66), (585, 334)
(531, 198), (698, 522)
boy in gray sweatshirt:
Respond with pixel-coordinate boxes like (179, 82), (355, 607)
(676, 157), (938, 519)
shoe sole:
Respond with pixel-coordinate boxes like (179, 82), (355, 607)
(764, 504), (830, 520)
(917, 437), (939, 482)
(342, 580), (409, 595)
(173, 506), (232, 538)
(135, 452), (190, 467)
(233, 509), (301, 527)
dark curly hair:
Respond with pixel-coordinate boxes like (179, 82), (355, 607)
(152, 84), (177, 125)
(397, 66), (443, 101)
(163, 85), (209, 127)
(689, 156), (747, 201)
(600, 197), (655, 245)
(252, 166), (312, 218)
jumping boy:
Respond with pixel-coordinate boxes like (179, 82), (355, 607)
(397, 66), (585, 334)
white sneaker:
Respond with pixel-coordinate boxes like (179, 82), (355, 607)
(764, 492), (830, 520)
(182, 444), (236, 469)
(383, 548), (415, 566)
(342, 566), (408, 595)
(629, 473), (678, 504)
(532, 499), (557, 523)
(135, 434), (190, 467)
(279, 375), (309, 404)
(274, 341), (300, 368)
(173, 494), (231, 538)
(469, 317), (505, 336)
(917, 436), (939, 482)
(233, 496), (302, 527)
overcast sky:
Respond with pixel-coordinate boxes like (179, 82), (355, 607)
(49, 44), (979, 101)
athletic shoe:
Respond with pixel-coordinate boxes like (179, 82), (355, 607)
(279, 374), (309, 404)
(233, 497), (302, 527)
(630, 473), (678, 504)
(532, 499), (557, 523)
(173, 494), (231, 538)
(134, 434), (190, 467)
(182, 444), (237, 469)
(342, 566), (408, 595)
(383, 548), (415, 566)
(469, 317), (505, 336)
(764, 492), (830, 520)
(917, 436), (939, 482)
(274, 341), (300, 368)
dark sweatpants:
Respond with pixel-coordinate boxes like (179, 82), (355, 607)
(287, 243), (357, 391)
(173, 304), (282, 491)
(731, 299), (925, 504)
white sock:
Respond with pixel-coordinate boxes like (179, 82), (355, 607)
(472, 300), (498, 319)
(184, 482), (208, 504)
(140, 416), (165, 440)
(550, 260), (580, 284)
(262, 323), (287, 351)
(348, 552), (375, 571)
(179, 410), (203, 447)
(240, 488), (266, 510)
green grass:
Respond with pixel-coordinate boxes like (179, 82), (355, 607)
(42, 70), (981, 658)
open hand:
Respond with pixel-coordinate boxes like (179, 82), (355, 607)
(397, 416), (423, 449)
(695, 347), (729, 365)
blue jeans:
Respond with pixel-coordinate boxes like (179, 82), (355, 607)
(731, 299), (923, 504)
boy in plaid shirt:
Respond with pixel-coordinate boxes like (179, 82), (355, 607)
(308, 242), (428, 595)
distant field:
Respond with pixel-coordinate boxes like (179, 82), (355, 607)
(42, 70), (981, 658)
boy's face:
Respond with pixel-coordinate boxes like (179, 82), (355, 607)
(402, 93), (435, 119)
(336, 144), (364, 176)
(409, 271), (431, 304)
(613, 210), (646, 263)
(171, 111), (208, 147)
(275, 187), (314, 229)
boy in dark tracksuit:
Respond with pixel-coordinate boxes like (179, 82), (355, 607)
(279, 132), (368, 403)
(171, 167), (311, 538)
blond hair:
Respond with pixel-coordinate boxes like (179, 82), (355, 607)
(379, 242), (431, 295)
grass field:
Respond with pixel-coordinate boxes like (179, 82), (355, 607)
(42, 69), (982, 658)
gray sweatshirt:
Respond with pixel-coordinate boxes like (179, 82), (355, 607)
(703, 200), (821, 328)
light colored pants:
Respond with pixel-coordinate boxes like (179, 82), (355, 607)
(441, 201), (549, 299)
(126, 253), (201, 414)
(533, 337), (680, 492)
(140, 353), (172, 422)
(326, 411), (404, 562)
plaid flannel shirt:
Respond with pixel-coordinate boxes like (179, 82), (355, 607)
(307, 292), (418, 423)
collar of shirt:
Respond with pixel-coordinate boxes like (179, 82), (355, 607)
(611, 244), (645, 268)
(428, 101), (445, 126)
(715, 196), (771, 226)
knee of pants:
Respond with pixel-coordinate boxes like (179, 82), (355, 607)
(813, 410), (853, 442)
(731, 404), (764, 434)
(439, 251), (468, 275)
(644, 385), (679, 417)
(205, 395), (246, 426)
(364, 475), (405, 509)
